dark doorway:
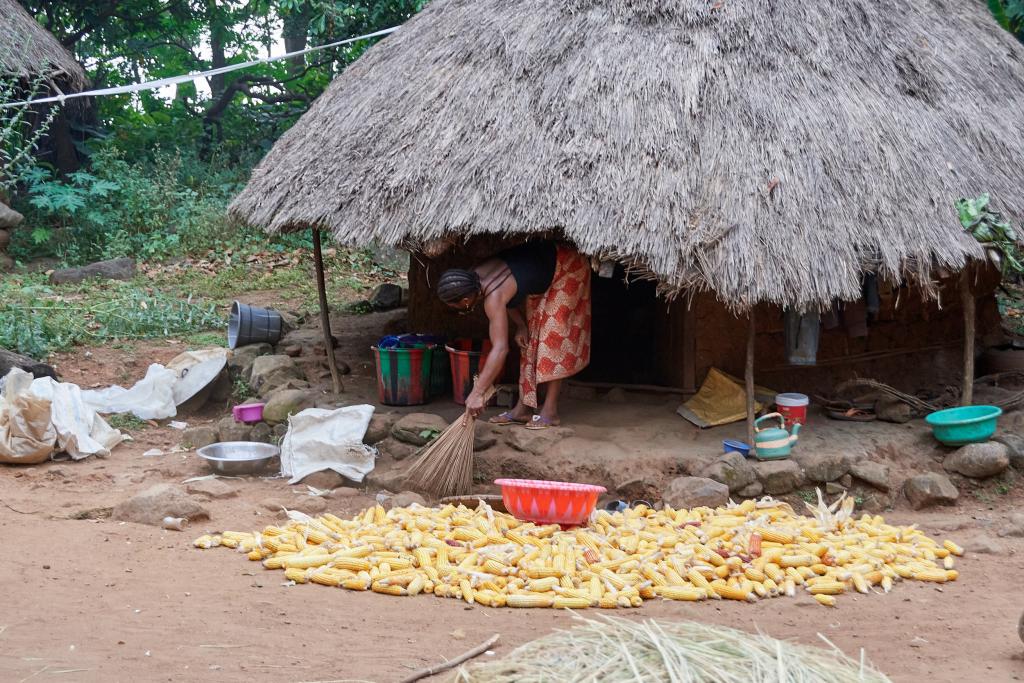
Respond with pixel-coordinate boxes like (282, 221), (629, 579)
(578, 266), (663, 385)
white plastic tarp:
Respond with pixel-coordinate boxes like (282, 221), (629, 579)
(81, 348), (227, 420)
(0, 368), (125, 463)
(280, 404), (376, 484)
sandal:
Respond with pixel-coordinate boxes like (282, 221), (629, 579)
(489, 411), (530, 426)
(525, 415), (561, 430)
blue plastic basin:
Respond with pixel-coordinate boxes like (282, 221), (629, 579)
(924, 405), (1002, 446)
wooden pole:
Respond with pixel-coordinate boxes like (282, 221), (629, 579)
(746, 310), (757, 456)
(312, 227), (342, 395)
(960, 267), (975, 406)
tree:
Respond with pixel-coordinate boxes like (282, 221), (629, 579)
(990, 0), (1024, 42)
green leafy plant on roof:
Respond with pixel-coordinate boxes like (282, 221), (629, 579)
(957, 194), (1023, 276)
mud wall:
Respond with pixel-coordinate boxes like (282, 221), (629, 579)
(407, 241), (1003, 396)
(693, 269), (1004, 396)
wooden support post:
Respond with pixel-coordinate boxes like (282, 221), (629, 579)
(960, 267), (975, 406)
(746, 310), (757, 456)
(312, 227), (343, 395)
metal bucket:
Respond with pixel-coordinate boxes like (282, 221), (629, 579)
(228, 301), (283, 349)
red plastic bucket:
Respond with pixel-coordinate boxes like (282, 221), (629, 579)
(372, 345), (433, 406)
(446, 339), (492, 405)
(776, 393), (809, 428)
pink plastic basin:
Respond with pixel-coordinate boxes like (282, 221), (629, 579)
(495, 478), (606, 528)
(232, 403), (265, 424)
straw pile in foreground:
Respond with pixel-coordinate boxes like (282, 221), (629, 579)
(455, 615), (891, 682)
(404, 413), (477, 498)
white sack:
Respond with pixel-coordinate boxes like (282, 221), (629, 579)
(0, 368), (124, 463)
(80, 348), (228, 420)
(280, 404), (376, 484)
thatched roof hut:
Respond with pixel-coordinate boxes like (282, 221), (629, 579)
(0, 0), (86, 90)
(232, 0), (1024, 311)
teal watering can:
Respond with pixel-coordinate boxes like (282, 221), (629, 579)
(754, 412), (800, 460)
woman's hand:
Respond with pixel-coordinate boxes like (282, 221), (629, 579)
(514, 325), (529, 349)
(465, 390), (486, 418)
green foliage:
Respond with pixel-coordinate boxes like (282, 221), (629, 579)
(957, 194), (1024, 276)
(0, 275), (224, 358)
(232, 378), (257, 403)
(990, 0), (1024, 42)
(0, 76), (59, 192)
(106, 413), (150, 432)
(11, 145), (240, 263)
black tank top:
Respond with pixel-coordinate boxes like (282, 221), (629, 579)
(497, 242), (557, 308)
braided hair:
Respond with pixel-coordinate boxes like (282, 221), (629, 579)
(436, 268), (482, 305)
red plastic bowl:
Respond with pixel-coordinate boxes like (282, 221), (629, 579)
(495, 478), (607, 527)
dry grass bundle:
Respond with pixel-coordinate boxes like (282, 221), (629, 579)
(405, 413), (478, 498)
(455, 615), (891, 683)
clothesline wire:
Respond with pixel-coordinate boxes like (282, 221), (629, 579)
(1, 25), (400, 109)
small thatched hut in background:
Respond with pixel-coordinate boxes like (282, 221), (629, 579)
(0, 0), (87, 174)
(232, 0), (1024, 420)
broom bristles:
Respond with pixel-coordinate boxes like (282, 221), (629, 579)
(405, 413), (478, 498)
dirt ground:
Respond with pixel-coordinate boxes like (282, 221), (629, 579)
(3, 313), (1024, 682)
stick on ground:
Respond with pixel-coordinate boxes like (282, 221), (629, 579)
(397, 634), (499, 683)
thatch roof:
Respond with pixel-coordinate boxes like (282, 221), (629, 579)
(0, 0), (86, 89)
(231, 0), (1024, 309)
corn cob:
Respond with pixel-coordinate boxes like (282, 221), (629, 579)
(814, 594), (837, 607)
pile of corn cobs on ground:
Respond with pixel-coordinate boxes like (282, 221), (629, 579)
(194, 495), (964, 609)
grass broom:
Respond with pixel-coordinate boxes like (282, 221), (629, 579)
(405, 386), (494, 499)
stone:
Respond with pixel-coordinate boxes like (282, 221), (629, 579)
(273, 424), (288, 439)
(209, 371), (232, 403)
(262, 389), (318, 424)
(364, 468), (409, 492)
(604, 387), (627, 403)
(378, 437), (419, 461)
(284, 344), (302, 357)
(263, 496), (327, 516)
(250, 355), (304, 392)
(661, 476), (730, 509)
(217, 416), (252, 442)
(0, 200), (24, 229)
(0, 253), (12, 272)
(825, 482), (846, 495)
(250, 422), (273, 444)
(860, 493), (887, 513)
(737, 481), (763, 498)
(185, 478), (237, 499)
(796, 451), (849, 483)
(0, 229), (9, 250)
(111, 484), (208, 526)
(182, 425), (219, 449)
(331, 351), (352, 375)
(228, 343), (273, 382)
(506, 426), (575, 456)
(964, 536), (1004, 554)
(369, 283), (404, 310)
(875, 396), (912, 423)
(49, 257), (135, 284)
(993, 433), (1024, 471)
(699, 451), (757, 493)
(839, 473), (853, 488)
(300, 470), (349, 490)
(754, 459), (803, 494)
(904, 472), (959, 510)
(390, 491), (428, 508)
(943, 442), (1009, 478)
(257, 377), (310, 399)
(474, 422), (498, 452)
(999, 512), (1024, 538)
(392, 413), (449, 447)
(850, 460), (893, 492)
(365, 412), (398, 444)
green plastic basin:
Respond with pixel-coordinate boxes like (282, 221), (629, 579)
(924, 405), (1002, 446)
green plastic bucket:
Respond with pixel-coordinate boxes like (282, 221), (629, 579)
(925, 405), (1002, 446)
(372, 345), (433, 406)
